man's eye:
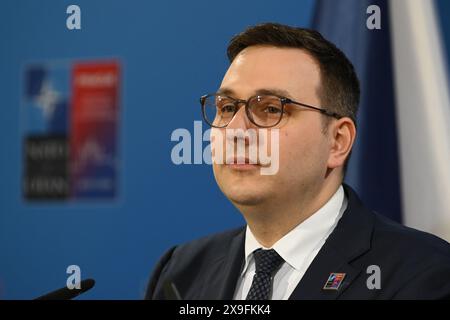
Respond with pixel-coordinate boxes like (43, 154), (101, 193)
(220, 105), (236, 113)
(264, 106), (282, 114)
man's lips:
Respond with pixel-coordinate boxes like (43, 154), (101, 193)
(226, 163), (260, 171)
(225, 156), (259, 164)
(224, 157), (261, 170)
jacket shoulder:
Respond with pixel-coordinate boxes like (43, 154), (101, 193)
(372, 212), (450, 258)
(174, 226), (245, 259)
(368, 212), (450, 293)
(145, 226), (245, 299)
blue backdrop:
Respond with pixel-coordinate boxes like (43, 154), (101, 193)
(2, 0), (450, 300)
(0, 0), (314, 299)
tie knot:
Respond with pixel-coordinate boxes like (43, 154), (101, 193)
(253, 249), (284, 275)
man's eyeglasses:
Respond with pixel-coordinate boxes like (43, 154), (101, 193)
(200, 93), (342, 128)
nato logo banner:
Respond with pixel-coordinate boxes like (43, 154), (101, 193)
(22, 60), (121, 201)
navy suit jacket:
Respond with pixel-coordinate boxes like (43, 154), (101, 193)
(146, 184), (450, 299)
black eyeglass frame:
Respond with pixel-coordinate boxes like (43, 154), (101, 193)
(200, 93), (343, 128)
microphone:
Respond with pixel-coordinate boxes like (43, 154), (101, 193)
(163, 280), (182, 300)
(35, 278), (95, 300)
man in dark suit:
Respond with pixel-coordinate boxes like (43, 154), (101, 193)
(146, 23), (450, 300)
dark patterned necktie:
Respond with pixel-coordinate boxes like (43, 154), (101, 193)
(246, 248), (284, 300)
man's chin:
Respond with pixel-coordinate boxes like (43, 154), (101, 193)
(222, 188), (269, 207)
(214, 166), (273, 205)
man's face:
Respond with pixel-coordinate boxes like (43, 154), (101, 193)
(212, 46), (332, 208)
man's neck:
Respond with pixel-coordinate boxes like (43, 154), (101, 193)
(235, 181), (342, 248)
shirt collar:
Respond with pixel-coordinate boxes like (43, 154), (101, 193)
(241, 185), (347, 275)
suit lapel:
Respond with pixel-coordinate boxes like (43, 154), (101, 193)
(288, 243), (363, 300)
(201, 227), (246, 299)
(289, 184), (374, 300)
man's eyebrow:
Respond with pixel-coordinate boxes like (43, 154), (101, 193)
(216, 87), (294, 99)
(254, 88), (294, 99)
(216, 87), (235, 96)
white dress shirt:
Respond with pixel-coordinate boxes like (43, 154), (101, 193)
(233, 185), (348, 300)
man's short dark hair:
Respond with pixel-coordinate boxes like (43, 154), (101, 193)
(226, 22), (360, 173)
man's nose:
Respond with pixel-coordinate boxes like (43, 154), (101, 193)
(226, 105), (254, 130)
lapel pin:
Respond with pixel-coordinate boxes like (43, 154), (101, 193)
(323, 272), (346, 290)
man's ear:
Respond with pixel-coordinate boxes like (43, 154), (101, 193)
(327, 117), (356, 169)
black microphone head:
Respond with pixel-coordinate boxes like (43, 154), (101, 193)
(35, 278), (95, 300)
(163, 280), (182, 300)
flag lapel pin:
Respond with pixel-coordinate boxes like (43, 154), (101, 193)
(323, 272), (346, 290)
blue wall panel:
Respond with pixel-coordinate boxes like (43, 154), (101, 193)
(0, 0), (314, 299)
